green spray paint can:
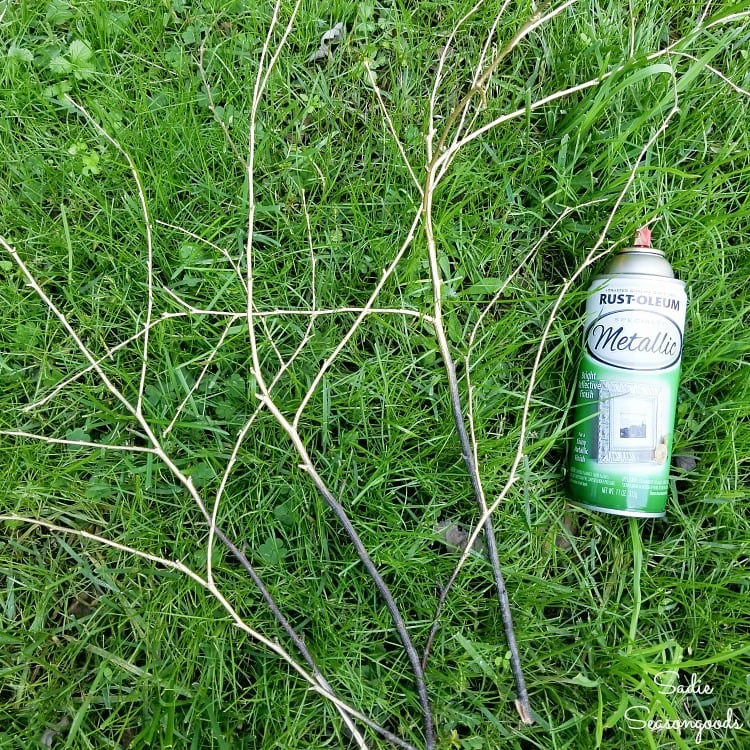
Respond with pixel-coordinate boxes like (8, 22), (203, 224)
(567, 228), (687, 517)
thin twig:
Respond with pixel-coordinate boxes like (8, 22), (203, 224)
(156, 219), (249, 294)
(0, 515), (315, 679)
(300, 191), (318, 334)
(23, 306), (431, 415)
(1, 234), (140, 421)
(472, 1), (513, 85)
(244, 0), (303, 387)
(270, 306), (432, 322)
(363, 61), (423, 195)
(162, 282), (428, 323)
(163, 319), (234, 436)
(670, 50), (750, 98)
(421, 201), (605, 679)
(198, 38), (248, 169)
(463, 202), (603, 459)
(1, 430), (157, 454)
(63, 95), (155, 419)
(261, 314), (287, 368)
(698, 1), (712, 27)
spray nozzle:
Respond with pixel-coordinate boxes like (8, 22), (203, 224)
(633, 227), (652, 248)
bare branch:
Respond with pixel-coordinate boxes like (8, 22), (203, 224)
(1, 430), (157, 454)
(422, 176), (533, 717)
(3, 229), (369, 748)
(293, 207), (424, 429)
(421, 200), (606, 687)
(163, 319), (234, 437)
(363, 61), (424, 195)
(269, 306), (432, 322)
(236, 4), (388, 746)
(63, 95), (155, 419)
(242, 10), (436, 729)
(422, 3), (576, 714)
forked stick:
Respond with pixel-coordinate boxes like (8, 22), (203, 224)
(420, 1), (581, 724)
(241, 4), (435, 744)
(63, 95), (155, 419)
(430, 78), (683, 697)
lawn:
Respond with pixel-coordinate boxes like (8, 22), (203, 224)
(1, 1), (749, 748)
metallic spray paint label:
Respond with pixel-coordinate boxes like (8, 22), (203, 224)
(567, 274), (687, 517)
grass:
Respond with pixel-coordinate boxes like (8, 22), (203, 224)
(1, 0), (749, 748)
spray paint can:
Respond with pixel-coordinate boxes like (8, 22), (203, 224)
(567, 228), (687, 517)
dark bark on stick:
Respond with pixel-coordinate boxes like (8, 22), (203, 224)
(302, 463), (437, 750)
(208, 522), (420, 750)
(431, 358), (533, 724)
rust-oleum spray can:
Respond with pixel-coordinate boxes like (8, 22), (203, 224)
(567, 228), (687, 517)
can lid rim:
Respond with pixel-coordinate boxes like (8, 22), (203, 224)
(617, 247), (666, 256)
